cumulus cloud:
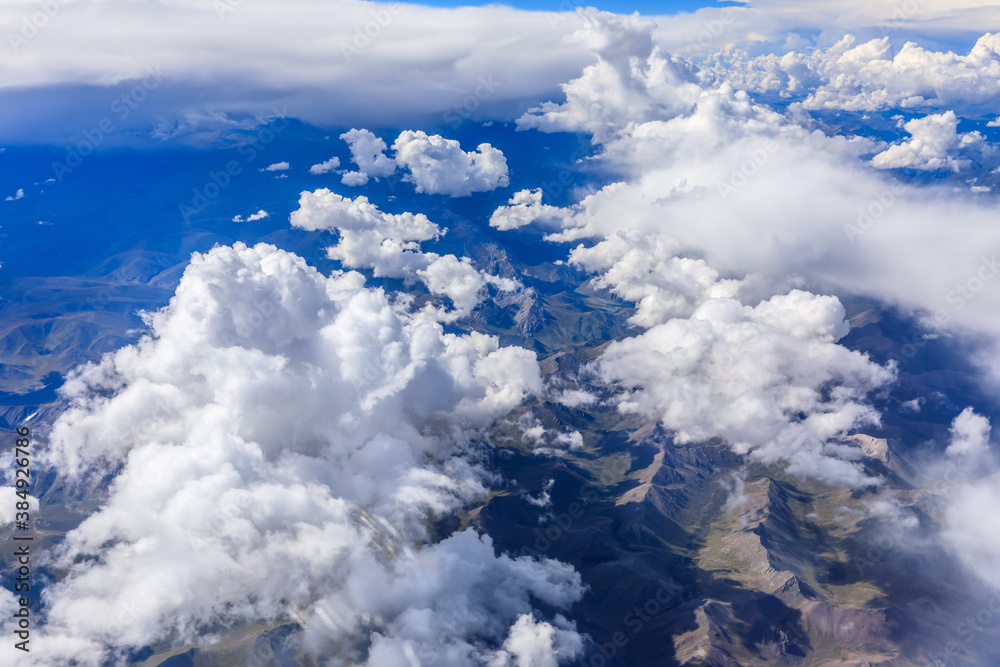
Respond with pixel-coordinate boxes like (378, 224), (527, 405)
(232, 209), (269, 222)
(310, 532), (584, 666)
(337, 128), (511, 197)
(309, 156), (341, 174)
(290, 189), (516, 319)
(489, 613), (585, 667)
(509, 11), (909, 487)
(8, 242), (582, 666)
(490, 189), (565, 231)
(946, 407), (992, 457)
(263, 161), (290, 171)
(568, 230), (742, 329)
(704, 33), (1000, 113)
(591, 291), (894, 487)
(556, 389), (597, 408)
(504, 414), (585, 456)
(340, 128), (396, 185)
(512, 10), (1000, 393)
(872, 111), (983, 171)
(290, 189), (441, 273)
(519, 9), (701, 143)
(393, 131), (509, 197)
(342, 171), (369, 186)
(554, 431), (584, 450)
(5, 188), (24, 201)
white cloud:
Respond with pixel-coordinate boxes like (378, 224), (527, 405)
(4, 1), (1000, 146)
(525, 479), (555, 508)
(556, 389), (597, 408)
(554, 431), (584, 450)
(490, 189), (565, 231)
(5, 188), (24, 201)
(0, 2), (599, 144)
(592, 291), (894, 487)
(232, 209), (269, 222)
(290, 188), (440, 271)
(309, 156), (341, 174)
(342, 171), (369, 186)
(946, 407), (992, 457)
(944, 476), (1000, 591)
(341, 128), (397, 181)
(567, 230), (742, 329)
(263, 161), (289, 171)
(0, 487), (38, 524)
(512, 11), (1000, 393)
(393, 131), (509, 197)
(519, 10), (701, 144)
(9, 242), (582, 666)
(290, 189), (515, 319)
(704, 33), (1000, 114)
(336, 128), (511, 197)
(327, 532), (584, 666)
(489, 613), (585, 667)
(416, 253), (490, 317)
(509, 12), (911, 487)
(872, 111), (983, 171)
(653, 1), (1000, 57)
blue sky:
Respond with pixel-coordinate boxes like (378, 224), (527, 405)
(412, 0), (742, 13)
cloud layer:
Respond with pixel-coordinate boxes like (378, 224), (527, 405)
(290, 189), (516, 319)
(592, 290), (894, 487)
(507, 10), (1000, 387)
(6, 242), (581, 665)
